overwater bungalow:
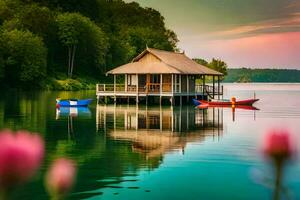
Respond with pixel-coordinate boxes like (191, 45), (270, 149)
(96, 48), (224, 105)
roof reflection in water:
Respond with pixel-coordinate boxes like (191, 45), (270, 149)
(96, 105), (224, 159)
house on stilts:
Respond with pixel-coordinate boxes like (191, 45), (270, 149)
(96, 47), (224, 105)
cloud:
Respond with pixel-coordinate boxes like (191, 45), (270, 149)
(182, 32), (300, 68)
(211, 12), (300, 39)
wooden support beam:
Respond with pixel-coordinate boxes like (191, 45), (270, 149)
(187, 75), (189, 93)
(187, 75), (189, 102)
(125, 74), (127, 92)
(179, 74), (182, 93)
(114, 75), (116, 102)
(217, 76), (221, 100)
(160, 74), (163, 95)
(114, 75), (116, 93)
(171, 74), (174, 95)
(171, 74), (174, 106)
(213, 75), (215, 100)
(202, 75), (205, 98)
(136, 74), (139, 103)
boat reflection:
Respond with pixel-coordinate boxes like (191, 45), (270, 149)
(96, 105), (223, 158)
(56, 107), (92, 119)
(197, 105), (259, 122)
(56, 107), (92, 139)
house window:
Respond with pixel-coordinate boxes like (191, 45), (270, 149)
(127, 75), (137, 86)
(151, 74), (160, 83)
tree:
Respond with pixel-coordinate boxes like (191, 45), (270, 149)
(56, 13), (108, 77)
(2, 29), (47, 86)
(0, 0), (178, 88)
(194, 58), (228, 76)
(193, 58), (208, 66)
(123, 26), (176, 57)
(208, 58), (228, 76)
(0, 31), (4, 80)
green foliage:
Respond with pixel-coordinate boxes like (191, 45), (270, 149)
(56, 12), (109, 76)
(194, 58), (228, 78)
(193, 58), (208, 66)
(224, 68), (300, 83)
(1, 29), (47, 86)
(45, 77), (97, 91)
(0, 29), (4, 79)
(124, 26), (176, 56)
(208, 58), (228, 76)
(56, 13), (83, 47)
(0, 0), (178, 89)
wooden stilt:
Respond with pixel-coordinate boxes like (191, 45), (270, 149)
(202, 75), (205, 100)
(217, 76), (221, 100)
(213, 75), (215, 100)
(180, 96), (182, 106)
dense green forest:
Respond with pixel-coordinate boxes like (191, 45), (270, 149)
(224, 68), (300, 83)
(0, 0), (178, 89)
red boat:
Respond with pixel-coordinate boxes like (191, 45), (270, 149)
(197, 104), (259, 110)
(199, 98), (259, 106)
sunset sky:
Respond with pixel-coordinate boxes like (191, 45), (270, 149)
(125, 0), (300, 68)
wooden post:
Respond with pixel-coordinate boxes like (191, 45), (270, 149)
(213, 75), (215, 100)
(202, 75), (205, 99)
(160, 74), (163, 105)
(171, 74), (174, 94)
(217, 76), (221, 100)
(187, 75), (189, 102)
(114, 74), (116, 102)
(160, 74), (163, 94)
(179, 74), (182, 93)
(114, 75), (116, 93)
(160, 104), (162, 131)
(179, 74), (182, 106)
(171, 74), (174, 106)
(125, 74), (128, 92)
(136, 74), (139, 103)
(194, 75), (197, 99)
(135, 104), (138, 130)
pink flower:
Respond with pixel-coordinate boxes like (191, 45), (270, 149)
(263, 130), (294, 161)
(46, 158), (76, 197)
(0, 130), (44, 189)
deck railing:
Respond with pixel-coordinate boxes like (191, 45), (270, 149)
(195, 85), (223, 95)
(97, 84), (173, 94)
(97, 84), (126, 92)
(97, 84), (223, 95)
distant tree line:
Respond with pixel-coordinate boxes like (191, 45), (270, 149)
(224, 68), (300, 83)
(0, 0), (178, 88)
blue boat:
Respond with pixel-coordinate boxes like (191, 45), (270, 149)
(192, 99), (201, 106)
(56, 99), (93, 107)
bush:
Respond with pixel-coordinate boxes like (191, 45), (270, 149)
(1, 29), (47, 87)
(45, 77), (96, 91)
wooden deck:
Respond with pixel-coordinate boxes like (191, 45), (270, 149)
(96, 84), (223, 97)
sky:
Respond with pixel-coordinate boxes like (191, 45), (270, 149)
(124, 0), (300, 68)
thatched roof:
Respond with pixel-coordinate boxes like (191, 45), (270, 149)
(107, 48), (223, 76)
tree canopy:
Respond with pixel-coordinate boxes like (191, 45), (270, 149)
(0, 0), (178, 88)
(1, 29), (47, 86)
(194, 58), (228, 78)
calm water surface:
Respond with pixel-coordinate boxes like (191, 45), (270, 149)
(0, 83), (300, 200)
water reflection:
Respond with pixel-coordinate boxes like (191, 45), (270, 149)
(56, 107), (92, 119)
(96, 105), (224, 159)
(56, 107), (92, 139)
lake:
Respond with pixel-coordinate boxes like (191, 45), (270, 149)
(0, 83), (300, 200)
